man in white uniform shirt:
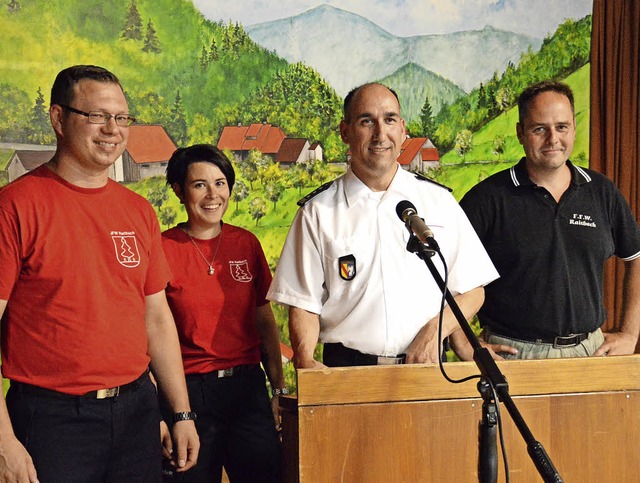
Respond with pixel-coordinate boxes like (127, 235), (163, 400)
(267, 83), (499, 367)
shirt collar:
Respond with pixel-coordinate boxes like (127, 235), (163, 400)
(509, 157), (592, 188)
(343, 163), (404, 207)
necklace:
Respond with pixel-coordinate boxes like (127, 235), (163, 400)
(182, 225), (222, 275)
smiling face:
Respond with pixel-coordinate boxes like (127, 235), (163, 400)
(339, 84), (406, 191)
(51, 79), (129, 175)
(517, 90), (575, 175)
(173, 161), (230, 236)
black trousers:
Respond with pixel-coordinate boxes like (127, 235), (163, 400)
(7, 373), (161, 483)
(162, 365), (281, 483)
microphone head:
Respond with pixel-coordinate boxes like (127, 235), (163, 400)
(395, 200), (417, 222)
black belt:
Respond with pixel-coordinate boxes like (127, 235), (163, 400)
(323, 343), (406, 367)
(486, 329), (590, 348)
(11, 369), (150, 400)
(187, 364), (259, 380)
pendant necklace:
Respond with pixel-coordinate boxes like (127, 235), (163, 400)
(183, 225), (222, 275)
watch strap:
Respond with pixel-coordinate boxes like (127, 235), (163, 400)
(173, 411), (197, 423)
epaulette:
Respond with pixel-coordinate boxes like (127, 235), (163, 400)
(297, 180), (334, 206)
(414, 173), (452, 192)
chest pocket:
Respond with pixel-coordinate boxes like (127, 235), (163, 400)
(322, 237), (375, 296)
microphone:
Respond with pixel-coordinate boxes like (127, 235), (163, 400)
(395, 200), (439, 250)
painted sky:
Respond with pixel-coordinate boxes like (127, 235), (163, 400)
(192, 0), (593, 38)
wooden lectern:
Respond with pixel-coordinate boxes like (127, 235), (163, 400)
(280, 355), (640, 482)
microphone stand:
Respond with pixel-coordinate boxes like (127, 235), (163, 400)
(478, 378), (498, 482)
(405, 234), (563, 483)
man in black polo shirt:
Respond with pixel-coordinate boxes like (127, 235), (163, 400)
(452, 80), (640, 359)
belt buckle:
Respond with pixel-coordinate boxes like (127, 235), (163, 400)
(217, 368), (235, 378)
(96, 386), (120, 399)
(376, 356), (403, 365)
(553, 334), (579, 348)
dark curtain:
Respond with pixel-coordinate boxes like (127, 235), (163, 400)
(589, 0), (640, 349)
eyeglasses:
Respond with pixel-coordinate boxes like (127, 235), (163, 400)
(60, 105), (136, 127)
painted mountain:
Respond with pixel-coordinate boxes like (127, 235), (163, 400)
(246, 5), (542, 98)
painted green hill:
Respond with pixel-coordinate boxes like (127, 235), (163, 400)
(0, 0), (287, 145)
(377, 62), (465, 121)
(436, 63), (590, 200)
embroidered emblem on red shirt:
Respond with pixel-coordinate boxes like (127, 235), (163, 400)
(111, 235), (141, 268)
(230, 260), (253, 282)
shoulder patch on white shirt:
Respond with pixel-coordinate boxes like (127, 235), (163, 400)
(297, 181), (334, 206)
(414, 173), (452, 192)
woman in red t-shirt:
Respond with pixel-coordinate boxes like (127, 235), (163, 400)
(160, 144), (285, 483)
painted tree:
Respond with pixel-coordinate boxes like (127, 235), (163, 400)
(198, 45), (209, 69)
(147, 185), (168, 210)
(454, 129), (473, 162)
(253, 152), (272, 185)
(121, 0), (142, 41)
(495, 86), (514, 113)
(230, 179), (248, 213)
(289, 162), (310, 195)
(249, 197), (268, 226)
(310, 159), (331, 185)
(168, 90), (187, 147)
(221, 23), (232, 55)
(265, 181), (285, 211)
(240, 149), (261, 189)
(142, 19), (161, 53)
(477, 83), (488, 110)
(262, 163), (286, 210)
(208, 37), (219, 62)
(492, 135), (506, 161)
(158, 206), (177, 229)
(258, 157), (280, 186)
(420, 94), (435, 138)
(27, 87), (52, 144)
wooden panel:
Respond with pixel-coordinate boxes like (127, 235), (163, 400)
(293, 391), (639, 482)
(296, 355), (640, 406)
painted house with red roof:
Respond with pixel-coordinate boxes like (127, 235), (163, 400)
(217, 123), (322, 166)
(275, 138), (310, 167)
(116, 125), (177, 182)
(218, 123), (285, 161)
(397, 137), (440, 172)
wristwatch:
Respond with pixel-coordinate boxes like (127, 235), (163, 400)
(273, 387), (289, 396)
(173, 411), (197, 423)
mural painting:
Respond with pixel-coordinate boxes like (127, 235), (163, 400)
(0, 0), (593, 378)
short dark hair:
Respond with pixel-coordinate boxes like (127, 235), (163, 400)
(166, 144), (236, 192)
(50, 65), (122, 107)
(343, 83), (400, 122)
(518, 81), (575, 125)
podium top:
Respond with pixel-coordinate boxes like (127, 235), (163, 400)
(295, 355), (640, 406)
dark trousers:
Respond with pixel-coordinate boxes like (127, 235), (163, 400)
(162, 365), (280, 483)
(6, 373), (161, 483)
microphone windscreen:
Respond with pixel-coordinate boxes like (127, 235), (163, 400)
(395, 200), (416, 221)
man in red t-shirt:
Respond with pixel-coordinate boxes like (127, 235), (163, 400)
(0, 65), (199, 481)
